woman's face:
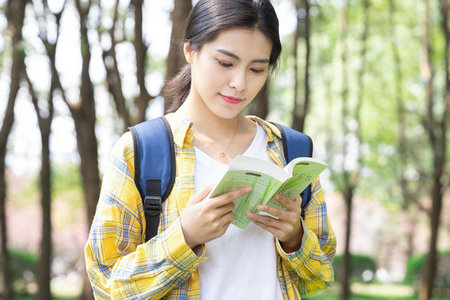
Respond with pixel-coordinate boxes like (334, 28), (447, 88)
(184, 28), (272, 120)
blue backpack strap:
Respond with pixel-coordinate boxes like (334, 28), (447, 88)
(272, 123), (313, 218)
(129, 116), (176, 242)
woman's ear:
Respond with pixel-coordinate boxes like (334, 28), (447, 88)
(184, 41), (194, 64)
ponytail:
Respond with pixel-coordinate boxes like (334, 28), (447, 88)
(164, 64), (191, 113)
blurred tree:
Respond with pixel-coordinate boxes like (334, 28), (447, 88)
(336, 1), (370, 299)
(164, 0), (192, 113)
(419, 0), (449, 299)
(389, 0), (418, 264)
(0, 1), (28, 299)
(291, 0), (310, 132)
(98, 0), (132, 130)
(248, 82), (269, 119)
(97, 0), (158, 130)
(337, 1), (350, 298)
(130, 0), (155, 124)
(26, 70), (54, 300)
(52, 0), (99, 298)
(26, 1), (67, 298)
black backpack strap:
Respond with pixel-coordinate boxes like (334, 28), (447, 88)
(144, 179), (162, 241)
(129, 116), (176, 242)
(271, 123), (313, 219)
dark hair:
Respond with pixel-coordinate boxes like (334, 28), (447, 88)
(165, 0), (282, 112)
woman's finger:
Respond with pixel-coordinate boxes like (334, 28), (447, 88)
(209, 186), (252, 208)
(272, 194), (301, 212)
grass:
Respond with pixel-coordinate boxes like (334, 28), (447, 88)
(13, 283), (450, 300)
(17, 294), (75, 300)
(307, 283), (450, 300)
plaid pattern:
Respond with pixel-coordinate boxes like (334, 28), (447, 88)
(85, 112), (336, 299)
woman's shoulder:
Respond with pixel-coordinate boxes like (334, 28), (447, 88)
(110, 131), (135, 161)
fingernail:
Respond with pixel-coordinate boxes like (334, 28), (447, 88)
(245, 186), (252, 192)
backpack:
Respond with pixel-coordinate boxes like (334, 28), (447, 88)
(130, 116), (313, 242)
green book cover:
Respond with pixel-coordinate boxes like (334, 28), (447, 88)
(209, 155), (328, 229)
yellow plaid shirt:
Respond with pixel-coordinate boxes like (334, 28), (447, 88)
(85, 112), (336, 299)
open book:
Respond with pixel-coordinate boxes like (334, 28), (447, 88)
(208, 155), (328, 229)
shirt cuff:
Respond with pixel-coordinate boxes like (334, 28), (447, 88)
(275, 218), (315, 263)
(163, 218), (207, 272)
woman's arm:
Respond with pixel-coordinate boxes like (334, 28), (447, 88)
(84, 133), (206, 299)
(275, 177), (337, 297)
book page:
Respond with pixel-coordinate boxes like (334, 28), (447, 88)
(284, 157), (327, 177)
(208, 155), (327, 230)
(229, 155), (289, 182)
(209, 169), (282, 229)
(266, 159), (327, 208)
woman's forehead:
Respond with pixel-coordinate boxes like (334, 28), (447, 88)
(201, 28), (272, 60)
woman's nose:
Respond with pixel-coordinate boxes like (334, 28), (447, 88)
(229, 70), (246, 92)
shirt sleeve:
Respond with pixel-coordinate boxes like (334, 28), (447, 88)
(84, 132), (206, 300)
(275, 177), (337, 298)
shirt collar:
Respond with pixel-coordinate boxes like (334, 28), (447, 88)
(247, 115), (283, 141)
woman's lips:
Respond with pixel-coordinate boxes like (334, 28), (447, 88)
(220, 94), (244, 104)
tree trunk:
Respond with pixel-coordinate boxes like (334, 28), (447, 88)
(248, 82), (269, 119)
(389, 0), (419, 264)
(419, 0), (449, 298)
(100, 0), (154, 128)
(292, 0), (310, 132)
(72, 1), (99, 299)
(419, 1), (434, 299)
(26, 67), (55, 300)
(40, 3), (99, 296)
(0, 1), (28, 299)
(101, 0), (130, 130)
(73, 0), (100, 233)
(163, 0), (192, 113)
(72, 85), (98, 300)
(339, 3), (350, 298)
(341, 188), (353, 300)
(302, 0), (310, 132)
(131, 0), (153, 124)
(28, 2), (65, 297)
(339, 0), (369, 298)
(36, 130), (52, 300)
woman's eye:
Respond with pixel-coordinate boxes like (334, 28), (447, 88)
(217, 59), (232, 67)
(250, 68), (265, 73)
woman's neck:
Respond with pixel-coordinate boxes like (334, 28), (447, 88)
(177, 96), (257, 164)
(178, 97), (241, 139)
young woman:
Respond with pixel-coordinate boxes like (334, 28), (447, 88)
(85, 0), (336, 299)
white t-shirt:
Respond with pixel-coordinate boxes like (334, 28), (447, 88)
(194, 123), (284, 300)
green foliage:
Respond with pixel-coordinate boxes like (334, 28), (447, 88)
(10, 250), (38, 281)
(404, 251), (450, 296)
(12, 163), (83, 214)
(51, 163), (85, 223)
(51, 163), (83, 194)
(0, 250), (38, 294)
(19, 162), (82, 195)
(333, 254), (377, 283)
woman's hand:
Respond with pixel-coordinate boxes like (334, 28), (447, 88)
(247, 194), (304, 253)
(180, 186), (252, 249)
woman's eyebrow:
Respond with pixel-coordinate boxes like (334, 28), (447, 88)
(215, 49), (270, 64)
